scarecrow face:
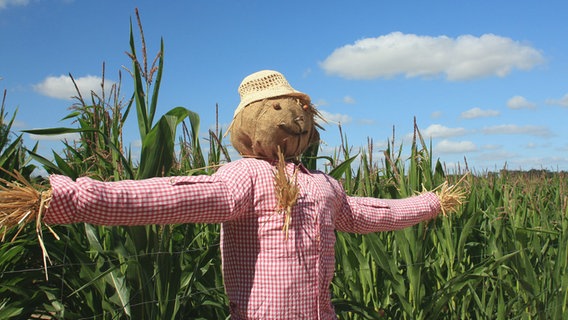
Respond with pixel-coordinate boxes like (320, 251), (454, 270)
(230, 97), (320, 159)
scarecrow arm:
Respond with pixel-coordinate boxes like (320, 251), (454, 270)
(335, 192), (440, 234)
(44, 164), (253, 226)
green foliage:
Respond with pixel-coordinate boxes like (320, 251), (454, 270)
(0, 90), (37, 180)
(330, 124), (568, 319)
(136, 107), (199, 179)
(1, 12), (568, 320)
(2, 10), (230, 319)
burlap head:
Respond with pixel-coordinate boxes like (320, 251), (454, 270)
(228, 70), (319, 159)
(229, 97), (320, 159)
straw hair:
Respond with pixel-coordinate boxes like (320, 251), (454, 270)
(273, 147), (299, 240)
(430, 173), (470, 216)
(0, 169), (58, 279)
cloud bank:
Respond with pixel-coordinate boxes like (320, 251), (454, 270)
(436, 140), (477, 153)
(34, 75), (114, 100)
(28, 132), (80, 142)
(319, 110), (352, 125)
(460, 107), (500, 119)
(546, 94), (568, 107)
(423, 124), (468, 138)
(482, 124), (552, 137)
(321, 32), (544, 81)
(507, 95), (536, 109)
(0, 0), (29, 10)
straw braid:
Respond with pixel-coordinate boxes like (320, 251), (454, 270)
(273, 148), (299, 240)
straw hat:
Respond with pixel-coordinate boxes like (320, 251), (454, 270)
(232, 70), (311, 117)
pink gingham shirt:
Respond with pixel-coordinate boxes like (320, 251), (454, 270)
(45, 158), (441, 319)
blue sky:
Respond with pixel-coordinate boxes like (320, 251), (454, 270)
(1, 0), (567, 172)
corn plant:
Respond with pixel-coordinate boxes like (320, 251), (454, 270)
(330, 122), (568, 319)
(0, 90), (38, 180)
(2, 10), (568, 319)
(0, 90), (46, 320)
(3, 10), (229, 320)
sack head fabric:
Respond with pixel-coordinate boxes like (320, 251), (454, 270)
(230, 96), (320, 159)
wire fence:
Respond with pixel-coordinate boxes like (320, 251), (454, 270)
(2, 234), (554, 276)
(2, 217), (565, 319)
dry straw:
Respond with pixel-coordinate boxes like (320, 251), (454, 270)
(429, 173), (470, 216)
(273, 148), (299, 240)
(0, 169), (58, 279)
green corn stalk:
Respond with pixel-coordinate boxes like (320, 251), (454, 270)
(24, 69), (134, 181)
(3, 10), (568, 319)
(1, 10), (229, 319)
(0, 90), (38, 180)
(330, 121), (568, 319)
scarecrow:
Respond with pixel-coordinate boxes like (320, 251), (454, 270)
(0, 70), (466, 319)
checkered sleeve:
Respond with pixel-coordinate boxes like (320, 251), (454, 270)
(335, 191), (441, 234)
(44, 161), (253, 226)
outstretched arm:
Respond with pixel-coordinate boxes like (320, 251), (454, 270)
(335, 192), (441, 234)
(44, 161), (253, 226)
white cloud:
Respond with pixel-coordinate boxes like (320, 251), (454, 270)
(34, 75), (114, 101)
(12, 119), (26, 129)
(343, 96), (356, 104)
(476, 150), (518, 162)
(423, 124), (468, 138)
(507, 95), (536, 109)
(460, 107), (500, 119)
(131, 139), (142, 148)
(371, 140), (389, 150)
(482, 124), (552, 137)
(319, 110), (352, 125)
(502, 155), (567, 171)
(436, 139), (477, 153)
(545, 94), (568, 107)
(358, 118), (376, 125)
(320, 32), (544, 81)
(481, 144), (502, 150)
(313, 99), (329, 107)
(27, 132), (80, 142)
(430, 111), (443, 119)
(0, 0), (29, 10)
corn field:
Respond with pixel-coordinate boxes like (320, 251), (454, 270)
(1, 13), (567, 320)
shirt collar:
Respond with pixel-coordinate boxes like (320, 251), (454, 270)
(265, 159), (313, 175)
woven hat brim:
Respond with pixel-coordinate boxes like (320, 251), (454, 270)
(233, 90), (311, 117)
